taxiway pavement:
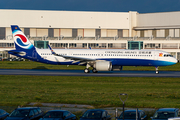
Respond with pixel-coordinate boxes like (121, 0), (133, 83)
(0, 69), (180, 77)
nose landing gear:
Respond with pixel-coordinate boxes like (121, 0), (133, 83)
(155, 66), (159, 74)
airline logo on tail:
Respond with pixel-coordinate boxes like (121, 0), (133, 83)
(11, 25), (33, 49)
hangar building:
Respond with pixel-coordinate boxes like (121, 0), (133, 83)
(0, 9), (180, 60)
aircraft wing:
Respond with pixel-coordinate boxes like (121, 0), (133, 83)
(55, 54), (95, 61)
(48, 45), (96, 64)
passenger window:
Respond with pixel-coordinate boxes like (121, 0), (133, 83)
(68, 112), (71, 116)
(29, 110), (34, 117)
(141, 112), (145, 117)
(102, 111), (106, 118)
(63, 111), (70, 117)
(33, 109), (39, 115)
(37, 108), (42, 113)
(175, 110), (179, 117)
(175, 111), (177, 117)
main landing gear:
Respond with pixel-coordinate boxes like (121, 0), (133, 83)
(92, 68), (97, 73)
(84, 64), (98, 73)
(155, 66), (159, 74)
(84, 68), (90, 73)
(84, 68), (98, 73)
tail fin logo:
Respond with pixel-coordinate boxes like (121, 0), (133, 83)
(14, 33), (33, 49)
(11, 25), (34, 50)
(15, 34), (28, 47)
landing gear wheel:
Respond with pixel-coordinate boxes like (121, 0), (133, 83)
(92, 68), (98, 73)
(155, 67), (159, 74)
(84, 68), (90, 73)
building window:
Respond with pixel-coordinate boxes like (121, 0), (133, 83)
(0, 43), (14, 48)
(82, 43), (87, 48)
(165, 29), (169, 37)
(48, 28), (54, 37)
(88, 43), (99, 48)
(144, 43), (161, 49)
(24, 28), (30, 37)
(0, 27), (5, 39)
(69, 43), (77, 48)
(118, 29), (123, 37)
(50, 43), (68, 48)
(140, 30), (144, 37)
(152, 30), (156, 37)
(108, 43), (126, 49)
(72, 29), (77, 38)
(95, 29), (101, 37)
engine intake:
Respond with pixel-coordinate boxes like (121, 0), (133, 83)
(94, 61), (112, 71)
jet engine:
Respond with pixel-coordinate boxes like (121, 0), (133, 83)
(94, 61), (112, 71)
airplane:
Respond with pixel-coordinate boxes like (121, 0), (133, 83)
(8, 25), (177, 74)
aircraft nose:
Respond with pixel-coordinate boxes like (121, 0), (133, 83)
(173, 58), (178, 63)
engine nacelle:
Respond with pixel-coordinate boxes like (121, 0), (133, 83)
(94, 61), (112, 71)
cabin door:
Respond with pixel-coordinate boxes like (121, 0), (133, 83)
(154, 51), (158, 60)
(98, 52), (104, 58)
(69, 51), (73, 56)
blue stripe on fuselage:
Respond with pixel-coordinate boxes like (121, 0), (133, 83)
(97, 58), (175, 66)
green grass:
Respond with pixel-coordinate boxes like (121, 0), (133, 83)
(0, 75), (180, 108)
(0, 61), (180, 109)
(0, 61), (85, 70)
(0, 61), (180, 71)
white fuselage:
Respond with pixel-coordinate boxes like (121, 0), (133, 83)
(36, 48), (177, 66)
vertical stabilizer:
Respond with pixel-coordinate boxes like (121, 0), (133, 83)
(11, 25), (34, 50)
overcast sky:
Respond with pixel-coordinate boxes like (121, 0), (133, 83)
(1, 0), (180, 13)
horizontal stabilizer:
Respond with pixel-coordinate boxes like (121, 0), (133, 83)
(7, 50), (26, 56)
(7, 50), (24, 54)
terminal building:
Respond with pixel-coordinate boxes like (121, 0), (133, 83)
(0, 9), (180, 60)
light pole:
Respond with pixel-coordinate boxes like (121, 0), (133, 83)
(119, 93), (128, 120)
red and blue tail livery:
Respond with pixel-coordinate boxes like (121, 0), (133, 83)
(11, 25), (34, 50)
(8, 25), (177, 74)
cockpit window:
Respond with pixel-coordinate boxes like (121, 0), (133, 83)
(164, 54), (173, 57)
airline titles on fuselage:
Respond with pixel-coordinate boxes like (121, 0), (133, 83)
(40, 51), (153, 57)
(105, 51), (152, 55)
